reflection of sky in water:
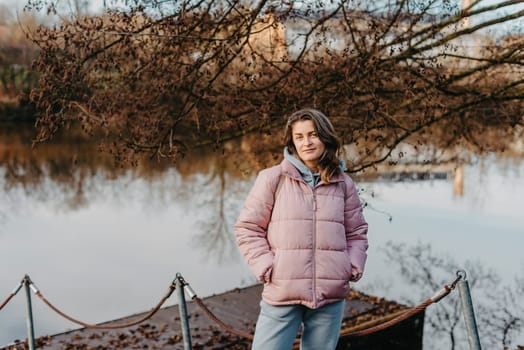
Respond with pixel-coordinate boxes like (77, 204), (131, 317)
(0, 156), (523, 348)
(358, 156), (524, 349)
(361, 158), (524, 286)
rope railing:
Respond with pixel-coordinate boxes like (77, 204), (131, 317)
(31, 276), (176, 329)
(0, 274), (177, 342)
(193, 297), (254, 340)
(0, 271), (478, 350)
(0, 274), (181, 350)
(342, 272), (463, 337)
(0, 278), (24, 312)
(186, 272), (464, 349)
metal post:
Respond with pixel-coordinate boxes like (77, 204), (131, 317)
(457, 270), (481, 350)
(176, 274), (192, 350)
(23, 275), (36, 350)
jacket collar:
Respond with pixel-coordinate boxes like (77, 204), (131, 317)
(280, 158), (345, 185)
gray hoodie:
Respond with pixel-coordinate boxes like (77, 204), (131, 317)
(283, 147), (346, 189)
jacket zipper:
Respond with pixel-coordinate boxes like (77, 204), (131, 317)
(291, 173), (321, 307)
(312, 189), (317, 307)
(289, 173), (344, 307)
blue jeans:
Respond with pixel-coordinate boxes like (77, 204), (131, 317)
(251, 300), (345, 350)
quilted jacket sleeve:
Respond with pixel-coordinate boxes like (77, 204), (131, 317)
(343, 175), (369, 280)
(235, 168), (279, 283)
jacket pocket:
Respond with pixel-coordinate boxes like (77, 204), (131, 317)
(344, 251), (353, 281)
(269, 250), (281, 282)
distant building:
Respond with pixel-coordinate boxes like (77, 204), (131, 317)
(247, 4), (523, 75)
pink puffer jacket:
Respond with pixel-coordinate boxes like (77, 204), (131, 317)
(235, 159), (368, 309)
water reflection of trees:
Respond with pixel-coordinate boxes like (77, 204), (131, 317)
(380, 242), (523, 350)
(1, 123), (524, 260)
(0, 125), (253, 260)
(189, 161), (243, 262)
(178, 145), (254, 262)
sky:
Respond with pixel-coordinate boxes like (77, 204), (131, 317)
(1, 0), (521, 36)
(0, 0), (106, 20)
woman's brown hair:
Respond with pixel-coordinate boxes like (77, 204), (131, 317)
(283, 108), (342, 183)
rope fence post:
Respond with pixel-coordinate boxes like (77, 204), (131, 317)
(175, 273), (193, 350)
(456, 270), (482, 350)
(23, 275), (36, 350)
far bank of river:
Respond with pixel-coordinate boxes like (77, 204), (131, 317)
(0, 102), (35, 122)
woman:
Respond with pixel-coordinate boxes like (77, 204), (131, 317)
(235, 108), (369, 350)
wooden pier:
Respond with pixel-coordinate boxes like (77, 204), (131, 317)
(3, 284), (424, 350)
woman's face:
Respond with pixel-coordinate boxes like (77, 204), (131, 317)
(291, 119), (326, 171)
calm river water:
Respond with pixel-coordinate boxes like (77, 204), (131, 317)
(0, 126), (523, 349)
